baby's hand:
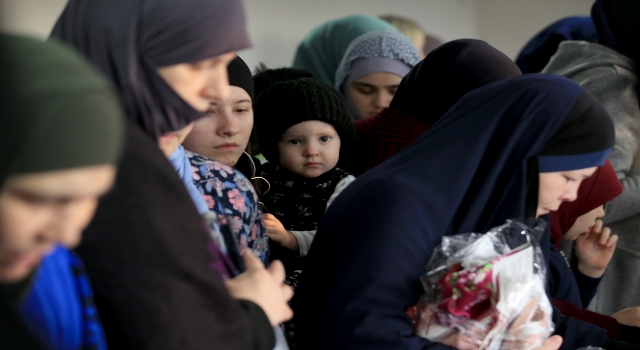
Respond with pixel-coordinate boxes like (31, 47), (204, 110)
(263, 213), (299, 251)
(574, 220), (617, 278)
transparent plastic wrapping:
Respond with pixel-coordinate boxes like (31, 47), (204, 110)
(414, 220), (554, 350)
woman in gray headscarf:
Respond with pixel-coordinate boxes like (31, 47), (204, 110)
(543, 0), (640, 317)
(334, 29), (421, 120)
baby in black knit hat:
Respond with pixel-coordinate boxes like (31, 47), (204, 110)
(254, 74), (356, 288)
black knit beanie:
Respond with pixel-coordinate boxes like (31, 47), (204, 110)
(254, 77), (355, 166)
(253, 66), (314, 101)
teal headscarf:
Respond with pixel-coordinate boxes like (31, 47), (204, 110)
(0, 34), (124, 189)
(292, 15), (396, 85)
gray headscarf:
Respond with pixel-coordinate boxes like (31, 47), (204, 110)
(0, 34), (124, 189)
(334, 30), (421, 119)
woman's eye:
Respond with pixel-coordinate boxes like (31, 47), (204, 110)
(388, 88), (398, 95)
(234, 108), (249, 114)
(189, 62), (207, 71)
(17, 193), (48, 205)
(356, 87), (375, 95)
(287, 139), (301, 145)
(319, 136), (331, 142)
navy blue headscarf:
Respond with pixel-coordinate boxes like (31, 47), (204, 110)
(390, 39), (522, 127)
(516, 17), (597, 74)
(51, 0), (251, 140)
(295, 74), (614, 350)
(591, 0), (640, 64)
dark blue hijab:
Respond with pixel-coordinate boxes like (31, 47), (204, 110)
(516, 17), (597, 74)
(295, 74), (614, 350)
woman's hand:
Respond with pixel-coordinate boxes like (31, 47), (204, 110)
(225, 252), (294, 325)
(612, 307), (640, 327)
(575, 220), (618, 278)
(264, 213), (299, 251)
(536, 336), (563, 350)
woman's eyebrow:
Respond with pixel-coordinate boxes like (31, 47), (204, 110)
(352, 82), (376, 88)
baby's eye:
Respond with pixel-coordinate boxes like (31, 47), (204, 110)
(319, 136), (331, 142)
(287, 139), (301, 145)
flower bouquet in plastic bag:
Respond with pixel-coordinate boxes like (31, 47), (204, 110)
(412, 220), (554, 350)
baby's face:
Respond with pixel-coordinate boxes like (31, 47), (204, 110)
(278, 120), (341, 178)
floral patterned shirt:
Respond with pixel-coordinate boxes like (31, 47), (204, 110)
(186, 151), (269, 265)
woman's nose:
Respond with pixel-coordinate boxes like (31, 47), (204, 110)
(203, 66), (230, 103)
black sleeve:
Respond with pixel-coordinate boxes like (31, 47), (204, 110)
(604, 338), (640, 350)
(77, 124), (254, 349)
(618, 326), (640, 345)
(236, 300), (276, 350)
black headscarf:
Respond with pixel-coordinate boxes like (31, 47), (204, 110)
(389, 39), (522, 127)
(591, 0), (640, 64)
(50, 0), (251, 139)
(295, 75), (614, 349)
(228, 56), (254, 101)
(0, 34), (124, 189)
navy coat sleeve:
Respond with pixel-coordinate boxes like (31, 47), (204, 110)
(548, 246), (584, 308)
(297, 181), (454, 350)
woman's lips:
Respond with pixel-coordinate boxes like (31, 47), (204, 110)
(214, 143), (238, 152)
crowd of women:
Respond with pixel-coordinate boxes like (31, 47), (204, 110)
(0, 0), (639, 349)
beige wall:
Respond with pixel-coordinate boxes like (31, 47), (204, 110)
(477, 0), (592, 59)
(0, 0), (594, 69)
(241, 0), (478, 70)
(0, 0), (67, 38)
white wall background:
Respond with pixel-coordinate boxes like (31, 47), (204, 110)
(0, 0), (592, 71)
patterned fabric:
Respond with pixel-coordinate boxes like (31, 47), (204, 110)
(264, 166), (352, 349)
(334, 29), (421, 90)
(20, 245), (107, 350)
(263, 166), (352, 280)
(186, 150), (269, 265)
(263, 167), (353, 232)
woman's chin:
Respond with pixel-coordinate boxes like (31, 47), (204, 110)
(0, 261), (40, 283)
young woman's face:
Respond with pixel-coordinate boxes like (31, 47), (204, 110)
(0, 165), (116, 283)
(278, 121), (341, 178)
(183, 86), (253, 167)
(563, 205), (606, 241)
(537, 167), (597, 218)
(157, 52), (237, 113)
(348, 72), (403, 119)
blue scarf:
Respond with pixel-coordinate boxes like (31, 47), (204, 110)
(169, 145), (210, 215)
(20, 245), (107, 350)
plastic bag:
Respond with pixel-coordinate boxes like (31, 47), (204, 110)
(415, 220), (554, 350)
